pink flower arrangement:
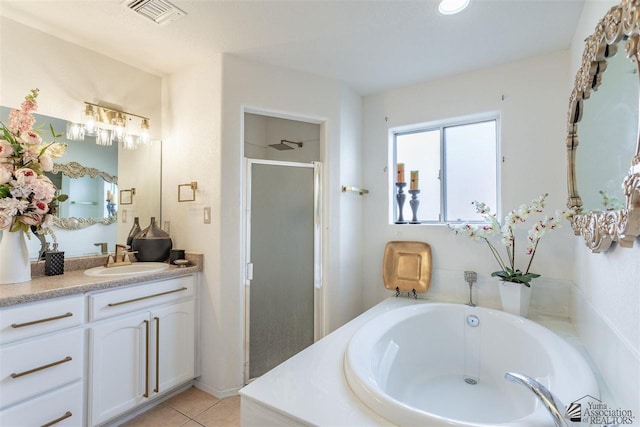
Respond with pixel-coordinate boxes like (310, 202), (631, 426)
(0, 89), (67, 237)
(449, 194), (574, 287)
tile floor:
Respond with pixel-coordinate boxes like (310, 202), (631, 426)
(120, 387), (240, 427)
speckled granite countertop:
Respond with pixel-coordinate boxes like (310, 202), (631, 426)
(0, 253), (203, 307)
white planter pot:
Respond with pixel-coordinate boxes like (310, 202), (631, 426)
(0, 231), (31, 285)
(498, 280), (532, 317)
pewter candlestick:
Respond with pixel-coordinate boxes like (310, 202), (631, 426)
(409, 189), (420, 224)
(395, 182), (407, 224)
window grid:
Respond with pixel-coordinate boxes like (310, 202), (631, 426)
(393, 116), (499, 224)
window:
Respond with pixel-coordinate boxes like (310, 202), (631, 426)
(393, 116), (498, 223)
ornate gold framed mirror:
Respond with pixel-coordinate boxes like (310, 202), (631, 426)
(567, 0), (640, 252)
(48, 162), (118, 230)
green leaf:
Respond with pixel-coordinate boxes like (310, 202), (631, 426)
(0, 184), (10, 198)
(56, 194), (69, 202)
(49, 123), (62, 139)
(493, 269), (540, 288)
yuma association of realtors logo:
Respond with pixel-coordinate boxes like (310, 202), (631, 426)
(566, 395), (635, 425)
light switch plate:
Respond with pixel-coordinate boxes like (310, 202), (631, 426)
(164, 221), (170, 234)
(204, 207), (211, 224)
(122, 209), (127, 223)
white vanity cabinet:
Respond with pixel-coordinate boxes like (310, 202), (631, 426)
(0, 295), (85, 427)
(88, 276), (195, 426)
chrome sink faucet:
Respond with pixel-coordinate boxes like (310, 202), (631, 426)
(105, 244), (137, 267)
(94, 242), (108, 254)
(504, 372), (569, 427)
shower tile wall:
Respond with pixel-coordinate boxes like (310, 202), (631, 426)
(244, 113), (320, 162)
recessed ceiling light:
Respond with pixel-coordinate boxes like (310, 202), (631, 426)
(438, 0), (470, 15)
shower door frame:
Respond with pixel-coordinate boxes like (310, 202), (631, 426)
(242, 158), (323, 384)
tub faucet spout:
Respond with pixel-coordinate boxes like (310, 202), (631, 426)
(504, 372), (569, 427)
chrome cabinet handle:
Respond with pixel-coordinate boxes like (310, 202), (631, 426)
(11, 356), (72, 379)
(154, 316), (160, 393)
(107, 287), (188, 307)
(11, 312), (73, 328)
(41, 411), (72, 427)
(143, 319), (150, 398)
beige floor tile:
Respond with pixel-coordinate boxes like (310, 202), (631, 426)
(166, 386), (220, 418)
(120, 403), (191, 427)
(194, 397), (241, 427)
(181, 421), (205, 427)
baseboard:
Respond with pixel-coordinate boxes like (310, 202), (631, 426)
(193, 379), (241, 399)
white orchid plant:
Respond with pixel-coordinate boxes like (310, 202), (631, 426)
(0, 89), (67, 237)
(449, 193), (574, 287)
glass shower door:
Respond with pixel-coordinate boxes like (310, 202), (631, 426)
(247, 161), (317, 380)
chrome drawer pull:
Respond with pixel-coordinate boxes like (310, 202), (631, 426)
(10, 356), (73, 379)
(41, 411), (72, 427)
(11, 312), (73, 328)
(107, 287), (188, 307)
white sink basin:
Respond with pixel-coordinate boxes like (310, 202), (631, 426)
(84, 262), (170, 277)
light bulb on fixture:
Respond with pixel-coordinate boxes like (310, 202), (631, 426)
(112, 114), (126, 142)
(140, 118), (150, 145)
(66, 122), (85, 141)
(96, 128), (112, 146)
(81, 101), (150, 149)
(122, 133), (138, 150)
(84, 104), (98, 136)
(438, 0), (470, 15)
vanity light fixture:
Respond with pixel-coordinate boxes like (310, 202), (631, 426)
(438, 0), (470, 15)
(78, 102), (151, 150)
(178, 182), (198, 202)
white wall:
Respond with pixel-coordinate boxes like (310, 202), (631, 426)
(568, 0), (639, 414)
(0, 17), (162, 256)
(0, 18), (161, 137)
(362, 51), (572, 312)
(161, 56), (224, 395)
(163, 54), (364, 396)
(244, 113), (321, 162)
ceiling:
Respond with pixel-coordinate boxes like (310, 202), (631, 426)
(0, 0), (585, 95)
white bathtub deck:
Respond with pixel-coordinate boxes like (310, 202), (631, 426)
(239, 297), (585, 426)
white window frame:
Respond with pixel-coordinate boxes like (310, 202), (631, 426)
(391, 112), (501, 224)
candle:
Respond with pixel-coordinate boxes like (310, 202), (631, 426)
(397, 163), (405, 183)
(410, 170), (419, 190)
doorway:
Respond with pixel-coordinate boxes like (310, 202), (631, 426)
(243, 112), (323, 383)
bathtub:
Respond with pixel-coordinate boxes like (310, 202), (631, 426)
(344, 303), (599, 426)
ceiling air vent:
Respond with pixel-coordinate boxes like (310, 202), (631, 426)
(125, 0), (186, 25)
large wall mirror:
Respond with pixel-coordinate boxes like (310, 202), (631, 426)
(567, 1), (640, 252)
(0, 107), (162, 259)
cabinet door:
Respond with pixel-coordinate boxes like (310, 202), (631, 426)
(151, 299), (195, 395)
(90, 311), (150, 426)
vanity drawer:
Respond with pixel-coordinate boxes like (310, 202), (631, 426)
(0, 328), (84, 408)
(0, 381), (83, 427)
(89, 276), (195, 321)
(0, 295), (84, 345)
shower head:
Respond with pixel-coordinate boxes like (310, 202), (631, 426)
(268, 139), (303, 150)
